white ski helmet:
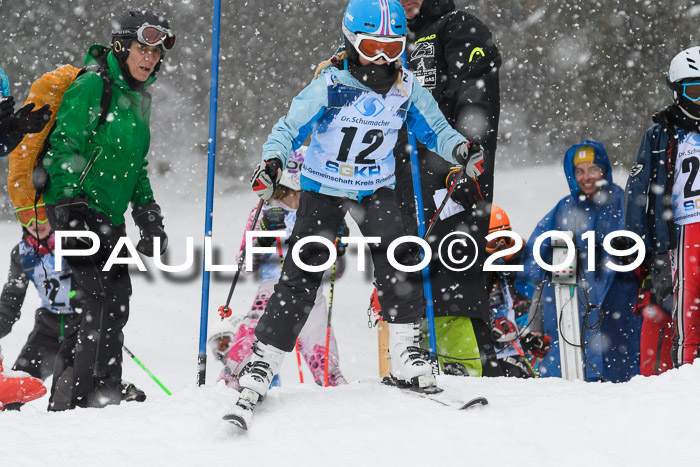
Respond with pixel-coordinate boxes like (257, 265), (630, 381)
(667, 47), (700, 117)
(668, 47), (700, 84)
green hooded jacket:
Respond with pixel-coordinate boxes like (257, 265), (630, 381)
(44, 44), (156, 226)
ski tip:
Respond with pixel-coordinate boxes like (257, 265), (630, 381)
(462, 397), (489, 410)
(223, 413), (248, 430)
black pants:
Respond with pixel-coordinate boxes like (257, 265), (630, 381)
(47, 205), (131, 410)
(256, 188), (424, 352)
(12, 309), (81, 380)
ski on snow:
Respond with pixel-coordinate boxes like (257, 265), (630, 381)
(381, 376), (488, 410)
(223, 379), (488, 430)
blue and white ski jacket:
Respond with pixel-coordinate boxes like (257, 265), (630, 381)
(261, 65), (467, 200)
(0, 238), (76, 339)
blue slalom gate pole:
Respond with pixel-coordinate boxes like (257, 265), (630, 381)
(407, 130), (439, 365)
(401, 54), (439, 368)
(198, 0), (223, 386)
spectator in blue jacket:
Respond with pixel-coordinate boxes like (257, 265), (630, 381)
(515, 139), (642, 382)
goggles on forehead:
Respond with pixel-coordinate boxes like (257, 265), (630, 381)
(133, 24), (176, 50)
(343, 25), (406, 62)
(15, 204), (49, 228)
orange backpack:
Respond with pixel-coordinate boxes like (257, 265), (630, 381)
(7, 64), (112, 211)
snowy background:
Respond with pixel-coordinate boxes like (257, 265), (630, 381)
(2, 164), (699, 466)
(2, 0), (700, 465)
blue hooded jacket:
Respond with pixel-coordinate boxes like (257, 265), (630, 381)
(515, 139), (641, 382)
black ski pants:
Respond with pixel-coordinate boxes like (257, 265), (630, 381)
(256, 188), (424, 352)
(47, 206), (131, 410)
(12, 308), (81, 380)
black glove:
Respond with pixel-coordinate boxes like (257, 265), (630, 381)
(250, 158), (283, 201)
(53, 197), (92, 249)
(0, 96), (15, 123)
(54, 197), (90, 231)
(336, 219), (350, 256)
(452, 141), (485, 178)
(446, 167), (482, 208)
(520, 332), (553, 359)
(0, 102), (52, 142)
(14, 103), (51, 134)
(257, 206), (286, 247)
(132, 202), (167, 257)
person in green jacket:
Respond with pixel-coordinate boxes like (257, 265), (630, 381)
(42, 7), (175, 411)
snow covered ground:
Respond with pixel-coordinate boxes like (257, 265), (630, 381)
(1, 164), (698, 466)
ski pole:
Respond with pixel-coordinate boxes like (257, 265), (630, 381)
(276, 237), (305, 384)
(294, 341), (305, 384)
(218, 199), (265, 318)
(123, 345), (172, 395)
(198, 0), (224, 386)
(422, 165), (467, 242)
(511, 339), (539, 378)
(324, 242), (338, 387)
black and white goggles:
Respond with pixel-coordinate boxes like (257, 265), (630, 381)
(128, 24), (176, 50)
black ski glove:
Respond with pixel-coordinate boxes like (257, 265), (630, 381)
(132, 202), (168, 257)
(53, 197), (90, 231)
(452, 141), (485, 178)
(257, 206), (286, 247)
(251, 158), (283, 201)
(446, 167), (482, 208)
(520, 332), (552, 359)
(0, 96), (15, 124)
(53, 197), (93, 249)
(0, 101), (51, 142)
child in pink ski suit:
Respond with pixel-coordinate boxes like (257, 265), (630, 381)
(210, 149), (347, 388)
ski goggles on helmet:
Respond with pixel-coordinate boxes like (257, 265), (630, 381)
(485, 233), (516, 254)
(135, 24), (176, 50)
(680, 81), (700, 102)
(15, 204), (48, 228)
(343, 25), (406, 62)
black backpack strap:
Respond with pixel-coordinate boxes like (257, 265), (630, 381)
(81, 65), (113, 127)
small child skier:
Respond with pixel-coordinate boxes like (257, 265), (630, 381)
(0, 205), (146, 403)
(210, 149), (347, 388)
(233, 0), (485, 423)
(483, 205), (552, 377)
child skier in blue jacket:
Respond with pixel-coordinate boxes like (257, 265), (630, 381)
(232, 0), (485, 420)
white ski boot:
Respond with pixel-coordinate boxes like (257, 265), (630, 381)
(388, 322), (436, 389)
(224, 341), (286, 429)
(238, 341), (285, 398)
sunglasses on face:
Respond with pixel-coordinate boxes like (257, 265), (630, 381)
(681, 82), (700, 102)
(136, 24), (176, 50)
(15, 204), (49, 228)
(343, 25), (406, 62)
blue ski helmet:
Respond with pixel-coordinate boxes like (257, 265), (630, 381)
(342, 0), (406, 37)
